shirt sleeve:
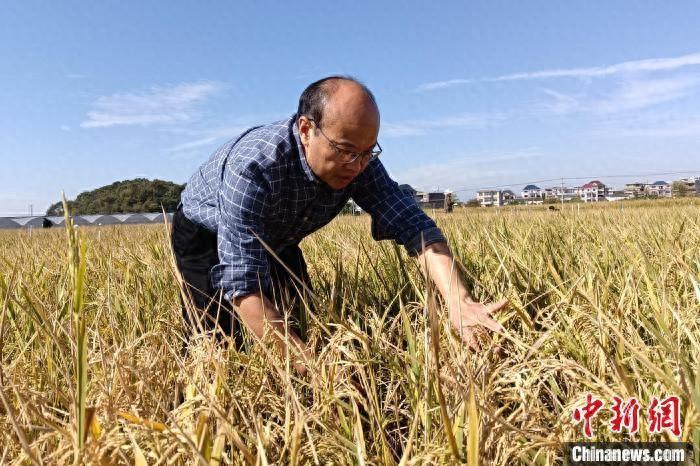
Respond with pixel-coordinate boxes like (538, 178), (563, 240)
(350, 159), (446, 256)
(210, 164), (272, 301)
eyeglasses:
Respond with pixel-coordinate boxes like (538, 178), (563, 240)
(308, 119), (382, 165)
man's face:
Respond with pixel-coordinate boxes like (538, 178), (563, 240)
(298, 86), (380, 190)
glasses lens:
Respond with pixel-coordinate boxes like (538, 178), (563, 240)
(340, 153), (355, 164)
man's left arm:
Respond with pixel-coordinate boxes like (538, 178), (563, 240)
(351, 160), (507, 351)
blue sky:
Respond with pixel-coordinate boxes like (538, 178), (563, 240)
(2, 1), (700, 215)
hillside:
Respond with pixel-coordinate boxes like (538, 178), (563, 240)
(46, 178), (184, 215)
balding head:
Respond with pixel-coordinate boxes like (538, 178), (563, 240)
(322, 80), (380, 133)
(297, 76), (379, 130)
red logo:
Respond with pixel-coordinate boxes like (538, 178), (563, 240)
(648, 395), (681, 437)
(609, 396), (640, 434)
(572, 393), (604, 438)
(572, 394), (681, 437)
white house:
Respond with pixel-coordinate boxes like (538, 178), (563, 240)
(579, 180), (610, 202)
(646, 181), (672, 198)
(521, 184), (543, 200)
(476, 189), (516, 207)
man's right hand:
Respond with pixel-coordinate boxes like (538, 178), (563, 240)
(233, 293), (311, 375)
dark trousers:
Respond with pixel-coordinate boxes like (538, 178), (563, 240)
(171, 206), (312, 347)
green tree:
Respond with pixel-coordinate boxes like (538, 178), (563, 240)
(465, 198), (480, 208)
(46, 179), (185, 215)
(671, 181), (689, 198)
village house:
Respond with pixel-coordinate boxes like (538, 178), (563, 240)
(521, 184), (544, 201)
(646, 181), (672, 197)
(678, 176), (700, 196)
(578, 180), (610, 202)
(624, 181), (672, 198)
(415, 190), (448, 209)
(547, 186), (579, 202)
(398, 184), (453, 209)
(476, 189), (515, 207)
(624, 182), (647, 198)
(476, 190), (501, 207)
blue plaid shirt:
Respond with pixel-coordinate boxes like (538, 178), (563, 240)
(181, 114), (446, 300)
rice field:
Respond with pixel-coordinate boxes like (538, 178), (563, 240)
(0, 199), (699, 465)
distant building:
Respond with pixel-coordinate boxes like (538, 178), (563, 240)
(606, 191), (627, 202)
(395, 184), (454, 209)
(546, 186), (579, 202)
(415, 190), (448, 209)
(476, 189), (516, 207)
(476, 190), (502, 207)
(677, 176), (700, 196)
(646, 181), (672, 198)
(8, 217), (49, 228)
(579, 180), (610, 202)
(624, 182), (647, 198)
(521, 184), (544, 202)
(0, 217), (19, 229)
(0, 212), (174, 230)
(344, 199), (363, 214)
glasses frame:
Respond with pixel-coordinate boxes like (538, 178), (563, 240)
(308, 118), (382, 165)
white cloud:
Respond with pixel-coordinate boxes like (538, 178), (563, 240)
(391, 149), (541, 191)
(594, 75), (700, 113)
(610, 121), (700, 138)
(163, 113), (290, 159)
(60, 125), (71, 132)
(382, 123), (428, 137)
(165, 125), (249, 156)
(536, 89), (583, 115)
(492, 52), (700, 82)
(416, 79), (473, 92)
(592, 114), (700, 138)
(535, 75), (700, 116)
(167, 136), (222, 154)
(383, 112), (506, 138)
(81, 81), (222, 128)
(418, 51), (700, 90)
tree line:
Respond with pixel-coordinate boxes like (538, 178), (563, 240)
(46, 179), (184, 216)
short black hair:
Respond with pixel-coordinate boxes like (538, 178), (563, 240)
(297, 75), (377, 128)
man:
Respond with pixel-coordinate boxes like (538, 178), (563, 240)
(172, 76), (507, 374)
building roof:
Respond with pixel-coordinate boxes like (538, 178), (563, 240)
(523, 184), (541, 190)
(46, 216), (65, 225)
(71, 216), (91, 225)
(92, 215), (121, 225)
(81, 215), (103, 224)
(12, 217), (49, 228)
(118, 214), (150, 224)
(143, 213), (164, 222)
(0, 212), (175, 229)
(0, 217), (19, 229)
(651, 180), (668, 186)
(582, 180), (605, 189)
(10, 217), (36, 226)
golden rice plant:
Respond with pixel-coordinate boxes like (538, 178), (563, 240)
(0, 198), (698, 464)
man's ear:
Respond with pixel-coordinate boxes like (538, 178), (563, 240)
(298, 116), (312, 143)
